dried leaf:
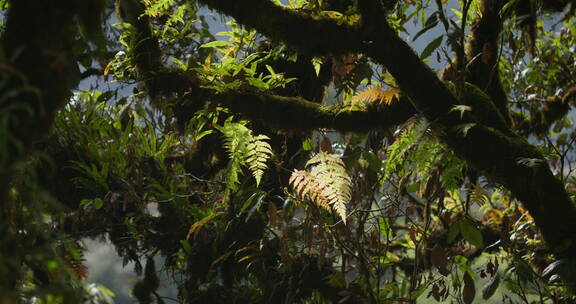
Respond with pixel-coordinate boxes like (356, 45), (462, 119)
(352, 86), (400, 105)
(431, 243), (450, 276)
(462, 272), (476, 304)
(320, 136), (333, 153)
(186, 212), (224, 240)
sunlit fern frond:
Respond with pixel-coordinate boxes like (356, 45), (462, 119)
(220, 122), (272, 194)
(290, 152), (351, 223)
(352, 86), (400, 105)
(289, 170), (331, 211)
(470, 181), (490, 205)
(246, 134), (273, 186)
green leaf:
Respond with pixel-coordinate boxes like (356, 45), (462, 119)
(481, 273), (500, 300)
(413, 12), (439, 41)
(447, 219), (461, 243)
(180, 240), (193, 255)
(460, 218), (484, 247)
(98, 284), (116, 297)
(200, 40), (231, 48)
(93, 198), (104, 210)
(420, 36), (443, 59)
(363, 151), (382, 173)
(302, 138), (313, 151)
(500, 0), (520, 17)
(451, 8), (462, 20)
(0, 0), (9, 9)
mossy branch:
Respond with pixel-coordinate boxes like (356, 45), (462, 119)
(196, 0), (576, 255)
(215, 90), (415, 132)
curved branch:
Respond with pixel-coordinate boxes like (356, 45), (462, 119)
(215, 91), (416, 132)
(199, 0), (363, 55)
(196, 0), (576, 255)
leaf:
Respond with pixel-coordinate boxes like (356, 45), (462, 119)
(320, 136), (333, 153)
(431, 243), (450, 276)
(450, 105), (472, 119)
(352, 86), (400, 105)
(98, 284), (116, 297)
(290, 152), (351, 223)
(186, 212), (224, 240)
(470, 182), (490, 205)
(312, 57), (323, 76)
(420, 36), (443, 59)
(481, 273), (500, 300)
(453, 123), (477, 137)
(541, 259), (576, 283)
(180, 240), (193, 255)
(200, 40), (231, 48)
(462, 272), (476, 304)
(210, 251), (234, 269)
(413, 12), (439, 41)
(93, 198), (104, 210)
(386, 251), (401, 263)
(500, 0), (520, 17)
(451, 8), (462, 20)
(542, 260), (565, 279)
(460, 218), (484, 248)
(447, 219), (461, 243)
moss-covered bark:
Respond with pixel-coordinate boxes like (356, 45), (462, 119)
(465, 0), (511, 125)
(215, 91), (415, 132)
(197, 0), (576, 256)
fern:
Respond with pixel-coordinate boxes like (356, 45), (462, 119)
(220, 121), (273, 194)
(352, 86), (400, 105)
(289, 152), (351, 223)
(469, 182), (490, 205)
(384, 120), (419, 176)
(384, 120), (466, 193)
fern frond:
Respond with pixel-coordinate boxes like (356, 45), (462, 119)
(289, 170), (332, 211)
(246, 134), (273, 186)
(470, 182), (490, 205)
(290, 152), (351, 223)
(352, 86), (400, 105)
(220, 122), (272, 193)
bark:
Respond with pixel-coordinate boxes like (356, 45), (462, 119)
(197, 0), (576, 256)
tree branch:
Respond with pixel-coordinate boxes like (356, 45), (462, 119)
(215, 91), (416, 132)
(199, 0), (363, 55)
(196, 0), (576, 255)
